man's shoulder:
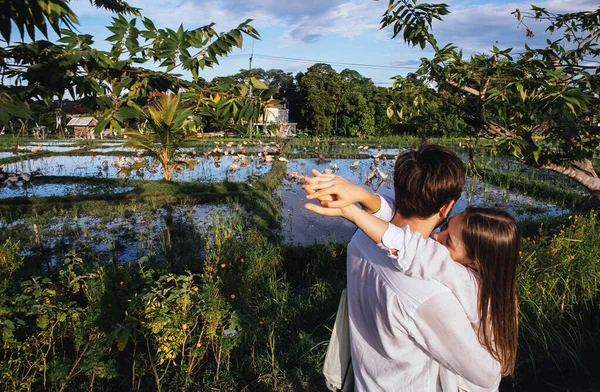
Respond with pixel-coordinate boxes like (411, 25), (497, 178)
(349, 230), (450, 308)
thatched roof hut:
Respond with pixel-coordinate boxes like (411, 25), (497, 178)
(67, 117), (97, 138)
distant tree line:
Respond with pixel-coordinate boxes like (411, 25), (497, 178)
(220, 64), (467, 137)
(32, 64), (465, 138)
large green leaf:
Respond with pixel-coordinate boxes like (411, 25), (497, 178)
(0, 0), (78, 43)
(0, 95), (32, 125)
(249, 77), (268, 90)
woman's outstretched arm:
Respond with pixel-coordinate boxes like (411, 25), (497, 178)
(303, 169), (382, 213)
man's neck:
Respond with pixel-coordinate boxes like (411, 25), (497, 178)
(391, 213), (438, 238)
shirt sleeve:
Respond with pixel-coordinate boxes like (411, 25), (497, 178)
(379, 223), (480, 326)
(412, 293), (501, 390)
(372, 194), (395, 222)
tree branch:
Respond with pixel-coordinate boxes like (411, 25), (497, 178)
(442, 77), (481, 97)
(542, 159), (600, 198)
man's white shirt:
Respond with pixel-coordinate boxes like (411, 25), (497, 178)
(345, 195), (501, 391)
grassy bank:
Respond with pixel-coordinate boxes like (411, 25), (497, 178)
(0, 136), (599, 391)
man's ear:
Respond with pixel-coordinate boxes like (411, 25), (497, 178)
(439, 200), (455, 219)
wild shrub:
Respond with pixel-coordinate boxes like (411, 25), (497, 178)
(0, 252), (116, 392)
(516, 210), (600, 388)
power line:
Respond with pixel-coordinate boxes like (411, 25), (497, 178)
(254, 54), (415, 71)
(216, 53), (417, 71)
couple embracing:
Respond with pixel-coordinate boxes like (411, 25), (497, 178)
(303, 144), (519, 391)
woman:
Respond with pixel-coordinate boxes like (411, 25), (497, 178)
(304, 171), (519, 378)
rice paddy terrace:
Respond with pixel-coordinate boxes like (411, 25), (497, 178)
(1, 136), (599, 391)
(0, 137), (589, 258)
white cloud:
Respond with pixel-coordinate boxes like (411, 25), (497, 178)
(414, 0), (600, 56)
(71, 0), (280, 31)
(65, 0), (598, 84)
(74, 0), (384, 46)
(280, 1), (385, 45)
(537, 0), (598, 14)
(69, 0), (113, 17)
(129, 0), (276, 30)
(221, 0), (345, 20)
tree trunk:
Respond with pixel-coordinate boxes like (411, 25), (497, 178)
(163, 163), (172, 181)
(542, 159), (600, 200)
(467, 110), (600, 201)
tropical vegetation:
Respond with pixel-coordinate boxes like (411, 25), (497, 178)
(0, 1), (599, 391)
(379, 1), (600, 199)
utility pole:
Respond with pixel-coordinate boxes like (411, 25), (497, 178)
(248, 52), (253, 98)
(248, 40), (254, 139)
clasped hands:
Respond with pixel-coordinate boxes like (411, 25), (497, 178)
(302, 169), (376, 220)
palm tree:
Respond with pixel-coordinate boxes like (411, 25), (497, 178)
(124, 94), (194, 181)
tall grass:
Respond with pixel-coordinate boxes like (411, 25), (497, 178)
(513, 211), (600, 390)
(1, 136), (599, 391)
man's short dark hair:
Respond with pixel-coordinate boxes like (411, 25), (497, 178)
(393, 143), (465, 219)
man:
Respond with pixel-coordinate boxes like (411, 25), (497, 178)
(304, 144), (501, 391)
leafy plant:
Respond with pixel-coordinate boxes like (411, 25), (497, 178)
(380, 1), (600, 199)
(517, 211), (600, 388)
(122, 94), (194, 181)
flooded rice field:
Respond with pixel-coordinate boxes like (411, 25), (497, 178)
(0, 183), (135, 198)
(0, 154), (273, 185)
(279, 158), (571, 245)
(290, 145), (400, 156)
(0, 152), (20, 159)
(0, 202), (244, 264)
(0, 147), (574, 250)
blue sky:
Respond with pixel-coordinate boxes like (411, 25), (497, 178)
(64, 0), (597, 86)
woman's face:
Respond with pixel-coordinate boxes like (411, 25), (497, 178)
(432, 211), (476, 269)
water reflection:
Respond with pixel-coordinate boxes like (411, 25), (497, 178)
(0, 203), (239, 264)
(2, 154), (272, 183)
(279, 158), (571, 246)
(0, 183), (135, 198)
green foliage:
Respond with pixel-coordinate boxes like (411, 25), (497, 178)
(389, 73), (467, 136)
(2, 135), (600, 390)
(0, 2), (262, 139)
(128, 269), (236, 389)
(123, 94), (193, 181)
(295, 64), (400, 136)
(0, 0), (138, 123)
(0, 238), (23, 344)
(0, 92), (32, 125)
(0, 253), (117, 391)
(474, 164), (599, 212)
(0, 0), (78, 43)
(382, 1), (449, 49)
(296, 64), (340, 134)
(380, 1), (600, 199)
(0, 238), (23, 278)
(517, 211), (600, 388)
(88, 0), (140, 15)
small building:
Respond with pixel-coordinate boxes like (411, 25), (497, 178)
(256, 108), (297, 138)
(67, 117), (97, 139)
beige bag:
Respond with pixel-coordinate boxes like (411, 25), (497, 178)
(323, 289), (354, 392)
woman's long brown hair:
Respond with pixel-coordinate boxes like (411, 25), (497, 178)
(462, 207), (520, 376)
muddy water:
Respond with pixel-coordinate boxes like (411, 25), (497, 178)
(279, 158), (570, 246)
(0, 183), (135, 198)
(1, 154), (272, 183)
(0, 203), (241, 264)
(1, 152), (572, 248)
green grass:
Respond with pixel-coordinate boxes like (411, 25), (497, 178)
(475, 165), (599, 211)
(1, 136), (599, 391)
